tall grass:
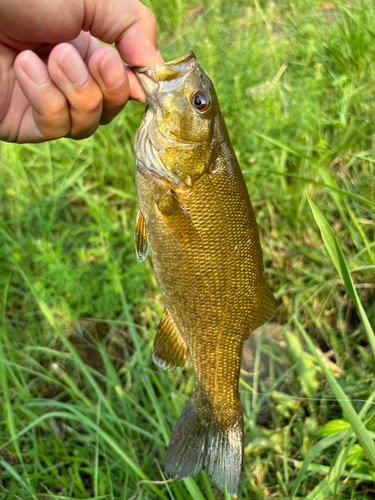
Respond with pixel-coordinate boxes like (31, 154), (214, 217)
(1, 0), (374, 498)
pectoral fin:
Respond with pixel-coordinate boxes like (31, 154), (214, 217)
(157, 190), (188, 217)
(251, 280), (276, 332)
(135, 209), (148, 262)
(157, 191), (200, 242)
(153, 308), (188, 370)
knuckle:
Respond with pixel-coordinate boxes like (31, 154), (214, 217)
(78, 86), (103, 116)
(103, 91), (128, 109)
(100, 103), (126, 125)
(38, 99), (71, 138)
(139, 3), (157, 28)
(39, 118), (70, 140)
(49, 98), (69, 120)
(71, 121), (99, 140)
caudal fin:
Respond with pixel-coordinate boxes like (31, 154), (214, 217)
(165, 396), (243, 493)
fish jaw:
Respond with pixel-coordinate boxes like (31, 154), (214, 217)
(134, 50), (198, 100)
(133, 51), (219, 188)
(134, 51), (198, 115)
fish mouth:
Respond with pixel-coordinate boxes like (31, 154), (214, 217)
(134, 49), (196, 78)
(133, 50), (197, 103)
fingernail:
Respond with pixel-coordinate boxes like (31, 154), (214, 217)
(59, 45), (88, 87)
(19, 51), (48, 85)
(99, 51), (125, 91)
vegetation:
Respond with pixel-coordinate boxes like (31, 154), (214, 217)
(1, 0), (374, 498)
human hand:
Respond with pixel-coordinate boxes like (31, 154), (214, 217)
(0, 0), (162, 143)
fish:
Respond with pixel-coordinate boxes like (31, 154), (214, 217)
(132, 50), (275, 494)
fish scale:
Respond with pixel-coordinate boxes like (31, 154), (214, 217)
(133, 50), (275, 493)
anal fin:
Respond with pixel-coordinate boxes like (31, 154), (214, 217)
(153, 308), (187, 370)
(135, 209), (148, 262)
(252, 279), (276, 332)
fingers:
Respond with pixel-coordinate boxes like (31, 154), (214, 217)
(15, 44), (105, 141)
(84, 0), (163, 67)
(115, 2), (163, 66)
(66, 31), (147, 109)
(125, 66), (147, 103)
(47, 43), (103, 139)
(12, 38), (136, 143)
(62, 33), (134, 121)
(6, 0), (163, 143)
(78, 33), (147, 104)
(88, 46), (131, 124)
(14, 50), (71, 141)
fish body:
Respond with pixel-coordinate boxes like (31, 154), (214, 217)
(133, 51), (275, 493)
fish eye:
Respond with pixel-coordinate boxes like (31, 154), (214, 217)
(191, 91), (210, 112)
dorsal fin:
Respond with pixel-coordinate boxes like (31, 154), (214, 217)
(135, 209), (148, 262)
(153, 308), (188, 370)
(251, 279), (276, 332)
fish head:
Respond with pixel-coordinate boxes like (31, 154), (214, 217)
(134, 51), (224, 187)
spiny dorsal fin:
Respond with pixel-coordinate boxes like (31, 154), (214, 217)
(252, 279), (276, 332)
(135, 209), (148, 262)
(153, 308), (188, 370)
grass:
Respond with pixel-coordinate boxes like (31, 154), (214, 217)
(1, 0), (375, 498)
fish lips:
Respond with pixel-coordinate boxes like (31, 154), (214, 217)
(133, 66), (159, 107)
(133, 50), (197, 108)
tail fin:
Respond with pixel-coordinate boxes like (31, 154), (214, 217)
(165, 396), (243, 494)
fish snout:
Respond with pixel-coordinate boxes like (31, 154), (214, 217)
(133, 50), (197, 105)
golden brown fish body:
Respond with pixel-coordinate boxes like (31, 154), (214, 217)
(133, 51), (275, 493)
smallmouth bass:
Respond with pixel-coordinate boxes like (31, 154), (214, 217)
(133, 51), (275, 493)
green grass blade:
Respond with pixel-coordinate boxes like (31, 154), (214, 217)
(251, 131), (315, 160)
(182, 477), (206, 500)
(294, 316), (375, 469)
(2, 1), (375, 497)
(0, 459), (34, 497)
(306, 194), (375, 357)
(244, 169), (375, 211)
(0, 410), (169, 500)
(304, 449), (346, 500)
(289, 430), (348, 499)
(288, 456), (373, 481)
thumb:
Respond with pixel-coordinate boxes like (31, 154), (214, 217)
(83, 0), (163, 66)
